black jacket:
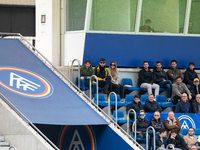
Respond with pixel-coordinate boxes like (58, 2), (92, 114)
(150, 117), (164, 132)
(126, 101), (144, 113)
(167, 133), (189, 150)
(184, 68), (198, 86)
(139, 68), (154, 86)
(189, 83), (200, 99)
(145, 100), (162, 113)
(153, 67), (168, 84)
(154, 134), (167, 149)
(191, 100), (200, 113)
(133, 117), (149, 133)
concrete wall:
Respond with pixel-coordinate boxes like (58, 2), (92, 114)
(0, 0), (35, 5)
(0, 98), (55, 150)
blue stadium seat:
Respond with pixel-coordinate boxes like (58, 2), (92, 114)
(156, 95), (176, 107)
(110, 94), (126, 106)
(181, 128), (188, 136)
(121, 78), (140, 91)
(125, 94), (135, 104)
(195, 128), (200, 138)
(140, 95), (149, 106)
(94, 94), (108, 106)
(137, 79), (147, 91)
(113, 110), (127, 124)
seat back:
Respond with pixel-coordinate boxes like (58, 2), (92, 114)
(195, 128), (200, 136)
(181, 128), (188, 136)
(121, 78), (133, 86)
(140, 95), (149, 105)
(110, 94), (121, 102)
(113, 110), (124, 119)
(125, 94), (135, 104)
(156, 95), (167, 103)
(94, 94), (106, 102)
(137, 79), (140, 88)
(75, 77), (78, 86)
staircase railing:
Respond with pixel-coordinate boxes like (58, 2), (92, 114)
(0, 32), (144, 150)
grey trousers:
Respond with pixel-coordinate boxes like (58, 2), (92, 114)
(140, 83), (160, 97)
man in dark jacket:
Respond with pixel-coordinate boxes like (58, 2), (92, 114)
(139, 61), (159, 97)
(80, 59), (96, 96)
(145, 94), (162, 112)
(189, 78), (200, 101)
(175, 93), (191, 113)
(191, 94), (200, 113)
(126, 95), (143, 119)
(153, 128), (167, 150)
(167, 60), (184, 84)
(184, 62), (198, 88)
(153, 61), (172, 102)
(94, 58), (112, 94)
(167, 129), (189, 150)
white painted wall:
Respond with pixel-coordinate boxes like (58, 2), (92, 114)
(36, 0), (60, 66)
(64, 32), (86, 66)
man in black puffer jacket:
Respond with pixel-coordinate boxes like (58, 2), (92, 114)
(145, 94), (162, 113)
(184, 62), (198, 88)
(126, 95), (144, 119)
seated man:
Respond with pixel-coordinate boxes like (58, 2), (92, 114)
(153, 128), (167, 150)
(94, 58), (112, 94)
(153, 61), (172, 102)
(164, 111), (181, 136)
(191, 94), (200, 113)
(145, 94), (162, 113)
(139, 19), (154, 32)
(175, 93), (191, 113)
(183, 127), (198, 149)
(126, 95), (144, 119)
(172, 76), (192, 104)
(167, 60), (184, 84)
(184, 62), (198, 88)
(132, 110), (149, 139)
(80, 59), (96, 96)
(191, 145), (198, 150)
(139, 61), (160, 97)
(167, 129), (189, 150)
(189, 78), (200, 102)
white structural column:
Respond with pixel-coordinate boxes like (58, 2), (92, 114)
(36, 0), (60, 66)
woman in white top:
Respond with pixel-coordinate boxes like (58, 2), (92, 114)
(108, 61), (124, 98)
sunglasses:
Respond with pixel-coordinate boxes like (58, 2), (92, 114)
(100, 62), (105, 64)
(154, 115), (159, 116)
(140, 114), (144, 116)
(111, 64), (115, 66)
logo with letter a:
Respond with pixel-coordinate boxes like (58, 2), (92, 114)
(178, 115), (196, 129)
(0, 67), (53, 98)
(59, 125), (96, 150)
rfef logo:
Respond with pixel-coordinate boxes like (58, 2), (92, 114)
(0, 67), (53, 98)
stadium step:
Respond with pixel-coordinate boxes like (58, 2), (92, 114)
(0, 135), (11, 150)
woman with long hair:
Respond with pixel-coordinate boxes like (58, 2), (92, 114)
(108, 61), (124, 98)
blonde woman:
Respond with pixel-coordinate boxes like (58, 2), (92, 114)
(108, 61), (124, 98)
(151, 111), (164, 133)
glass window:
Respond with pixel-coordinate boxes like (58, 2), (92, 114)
(189, 0), (200, 34)
(140, 0), (187, 33)
(90, 0), (138, 32)
(66, 0), (87, 31)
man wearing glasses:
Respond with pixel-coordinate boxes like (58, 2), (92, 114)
(183, 127), (198, 149)
(175, 93), (191, 113)
(94, 58), (112, 94)
(191, 94), (200, 113)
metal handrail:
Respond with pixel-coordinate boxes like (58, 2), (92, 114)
(9, 145), (17, 150)
(108, 92), (117, 123)
(127, 109), (136, 141)
(71, 59), (81, 89)
(166, 144), (175, 150)
(146, 126), (156, 150)
(0, 32), (144, 150)
(89, 75), (98, 100)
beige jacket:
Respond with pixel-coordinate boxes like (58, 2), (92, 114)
(183, 134), (198, 148)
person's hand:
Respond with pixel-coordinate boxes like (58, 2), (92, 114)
(163, 79), (166, 81)
(149, 83), (152, 85)
(170, 134), (175, 139)
(171, 74), (174, 76)
(102, 78), (106, 81)
(161, 145), (165, 148)
(189, 95), (192, 100)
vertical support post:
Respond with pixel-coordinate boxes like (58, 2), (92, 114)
(89, 75), (98, 101)
(108, 92), (117, 123)
(71, 59), (80, 88)
(146, 126), (155, 150)
(127, 109), (136, 141)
